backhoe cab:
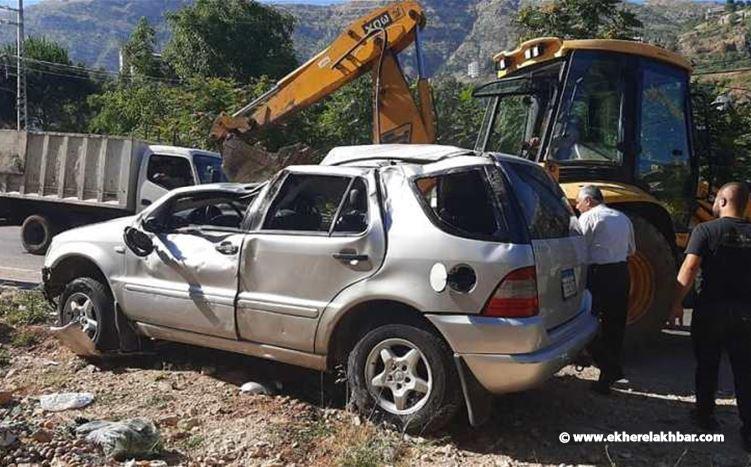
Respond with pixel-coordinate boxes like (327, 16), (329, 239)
(476, 37), (697, 346)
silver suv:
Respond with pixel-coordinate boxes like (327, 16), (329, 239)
(42, 145), (596, 433)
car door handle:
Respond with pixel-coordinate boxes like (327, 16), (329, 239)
(215, 242), (239, 255)
(333, 252), (369, 262)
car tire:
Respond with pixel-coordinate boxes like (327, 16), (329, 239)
(347, 324), (461, 434)
(21, 214), (55, 255)
(58, 277), (118, 351)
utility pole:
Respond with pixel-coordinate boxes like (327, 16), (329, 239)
(0, 0), (25, 130)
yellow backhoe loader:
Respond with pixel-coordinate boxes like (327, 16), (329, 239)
(211, 0), (436, 181)
(476, 37), (751, 347)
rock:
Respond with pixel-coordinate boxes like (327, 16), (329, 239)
(0, 427), (17, 447)
(76, 418), (160, 460)
(84, 365), (100, 373)
(156, 381), (174, 392)
(438, 445), (453, 455)
(41, 420), (56, 430)
(352, 415), (362, 426)
(177, 418), (200, 430)
(4, 369), (15, 378)
(39, 393), (94, 412)
(200, 366), (216, 376)
(0, 391), (13, 405)
(239, 381), (272, 396)
(170, 431), (189, 441)
(31, 429), (53, 443)
(158, 416), (179, 427)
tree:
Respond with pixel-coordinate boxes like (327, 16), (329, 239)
(432, 78), (484, 149)
(692, 82), (751, 186)
(121, 17), (162, 78)
(726, 0), (737, 13)
(517, 0), (643, 41)
(89, 77), (254, 148)
(0, 36), (102, 131)
(163, 0), (297, 82)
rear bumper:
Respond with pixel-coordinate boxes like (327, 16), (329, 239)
(427, 290), (597, 394)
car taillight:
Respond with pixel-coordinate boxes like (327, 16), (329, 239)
(482, 266), (539, 318)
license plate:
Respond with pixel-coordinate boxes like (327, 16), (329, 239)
(561, 268), (577, 300)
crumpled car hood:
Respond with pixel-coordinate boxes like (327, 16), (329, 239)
(52, 216), (135, 246)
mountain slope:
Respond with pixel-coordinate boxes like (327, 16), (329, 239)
(0, 0), (721, 78)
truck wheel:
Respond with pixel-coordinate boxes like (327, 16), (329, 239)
(58, 277), (118, 351)
(624, 215), (676, 351)
(21, 215), (54, 255)
(347, 324), (461, 434)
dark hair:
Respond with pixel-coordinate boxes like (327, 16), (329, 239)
(719, 182), (750, 213)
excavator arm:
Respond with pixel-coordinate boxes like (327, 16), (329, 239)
(211, 1), (435, 180)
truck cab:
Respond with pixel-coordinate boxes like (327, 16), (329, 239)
(136, 146), (226, 211)
(0, 130), (225, 255)
(473, 38), (697, 347)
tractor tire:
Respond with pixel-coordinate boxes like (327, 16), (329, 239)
(623, 214), (676, 352)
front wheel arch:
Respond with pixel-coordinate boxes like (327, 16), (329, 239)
(45, 255), (111, 301)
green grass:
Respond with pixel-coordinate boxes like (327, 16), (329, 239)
(183, 435), (204, 450)
(0, 347), (11, 367)
(0, 291), (53, 326)
(10, 329), (39, 347)
(337, 431), (403, 467)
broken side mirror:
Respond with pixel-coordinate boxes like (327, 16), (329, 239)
(142, 216), (164, 233)
(123, 227), (154, 257)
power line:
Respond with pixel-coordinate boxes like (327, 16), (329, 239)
(0, 58), (184, 85)
(5, 54), (184, 84)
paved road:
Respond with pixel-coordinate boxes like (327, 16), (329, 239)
(0, 225), (44, 284)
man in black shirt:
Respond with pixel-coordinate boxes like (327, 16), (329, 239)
(671, 182), (751, 452)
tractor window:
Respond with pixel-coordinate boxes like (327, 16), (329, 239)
(550, 51), (624, 164)
(637, 59), (693, 228)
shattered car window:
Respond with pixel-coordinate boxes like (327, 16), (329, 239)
(167, 194), (250, 230)
(332, 178), (369, 234)
(262, 174), (351, 233)
(414, 168), (506, 241)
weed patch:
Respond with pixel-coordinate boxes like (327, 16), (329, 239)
(0, 291), (53, 326)
(11, 328), (39, 347)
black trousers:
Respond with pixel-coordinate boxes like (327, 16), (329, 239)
(586, 262), (630, 383)
(691, 301), (751, 434)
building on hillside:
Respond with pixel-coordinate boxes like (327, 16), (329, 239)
(706, 5), (727, 19)
(467, 61), (480, 79)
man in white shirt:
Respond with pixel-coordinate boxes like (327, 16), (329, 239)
(577, 185), (636, 395)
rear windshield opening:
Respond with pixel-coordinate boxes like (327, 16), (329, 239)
(502, 162), (579, 239)
(414, 168), (509, 241)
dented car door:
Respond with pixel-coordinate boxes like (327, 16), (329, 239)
(237, 167), (386, 352)
(119, 191), (250, 339)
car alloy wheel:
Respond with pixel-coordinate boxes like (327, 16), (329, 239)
(63, 292), (99, 339)
(364, 337), (433, 415)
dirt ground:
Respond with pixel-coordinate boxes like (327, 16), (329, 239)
(0, 289), (749, 466)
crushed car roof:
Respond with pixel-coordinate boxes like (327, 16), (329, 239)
(321, 144), (475, 166)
